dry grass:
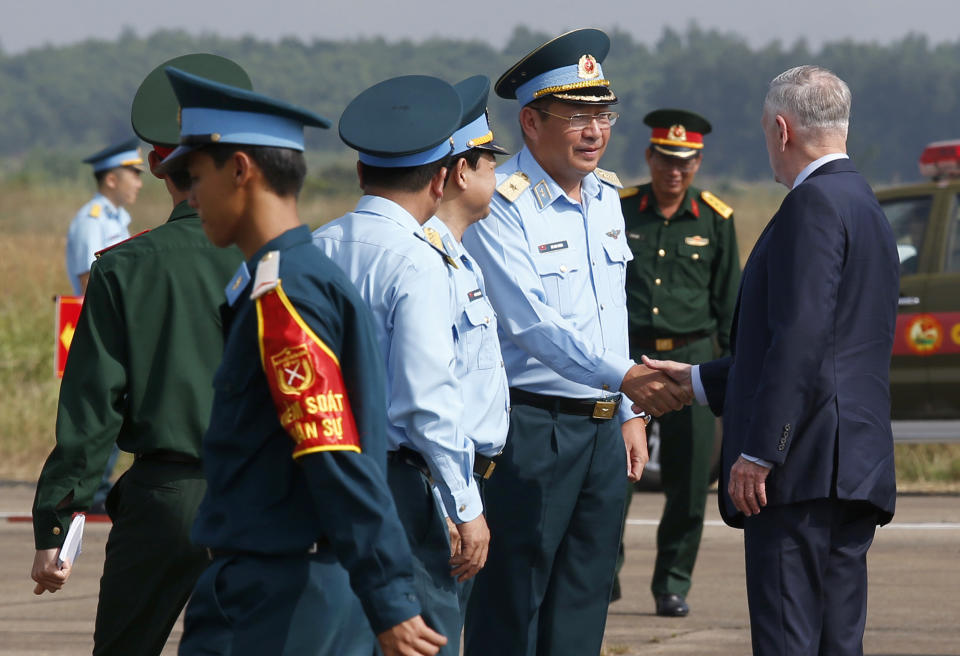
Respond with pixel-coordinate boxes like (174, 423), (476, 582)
(1, 177), (957, 486)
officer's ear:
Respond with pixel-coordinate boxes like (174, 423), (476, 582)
(519, 105), (543, 143)
(147, 150), (165, 180)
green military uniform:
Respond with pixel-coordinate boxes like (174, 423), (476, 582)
(32, 54), (251, 656)
(619, 180), (740, 602)
(33, 201), (243, 654)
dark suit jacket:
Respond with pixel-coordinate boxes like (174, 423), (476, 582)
(700, 158), (899, 528)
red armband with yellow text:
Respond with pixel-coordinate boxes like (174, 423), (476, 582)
(256, 281), (361, 458)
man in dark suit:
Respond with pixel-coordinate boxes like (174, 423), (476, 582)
(643, 65), (899, 655)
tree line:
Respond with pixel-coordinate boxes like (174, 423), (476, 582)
(2, 25), (959, 184)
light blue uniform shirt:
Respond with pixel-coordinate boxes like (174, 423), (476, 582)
(313, 196), (482, 522)
(65, 193), (131, 295)
(462, 145), (639, 424)
(424, 217), (509, 458)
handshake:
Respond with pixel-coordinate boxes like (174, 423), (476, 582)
(620, 355), (695, 417)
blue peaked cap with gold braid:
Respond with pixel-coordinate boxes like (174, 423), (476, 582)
(83, 137), (144, 173)
(495, 28), (618, 107)
(157, 67), (331, 172)
(451, 76), (508, 157)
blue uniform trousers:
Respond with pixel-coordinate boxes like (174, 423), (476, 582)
(464, 403), (626, 656)
(743, 498), (878, 656)
(386, 459), (460, 655)
(179, 550), (376, 656)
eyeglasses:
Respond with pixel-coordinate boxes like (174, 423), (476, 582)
(652, 152), (699, 172)
(538, 110), (619, 130)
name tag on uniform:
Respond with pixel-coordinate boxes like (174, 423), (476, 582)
(467, 288), (483, 301)
(538, 240), (569, 253)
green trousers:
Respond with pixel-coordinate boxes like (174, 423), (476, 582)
(615, 337), (716, 600)
(93, 457), (208, 656)
(464, 403), (626, 656)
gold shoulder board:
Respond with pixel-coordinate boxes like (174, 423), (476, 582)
(88, 203), (102, 218)
(496, 171), (531, 203)
(618, 186), (640, 200)
(595, 167), (623, 188)
(700, 190), (733, 219)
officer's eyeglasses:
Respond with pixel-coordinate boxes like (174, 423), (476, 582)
(538, 110), (619, 130)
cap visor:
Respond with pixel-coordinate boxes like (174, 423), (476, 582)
(652, 144), (699, 159)
(475, 140), (510, 156)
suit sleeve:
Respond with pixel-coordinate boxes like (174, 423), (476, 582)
(711, 213), (741, 354)
(33, 262), (127, 549)
(260, 283), (421, 633)
(699, 356), (731, 417)
(743, 186), (846, 463)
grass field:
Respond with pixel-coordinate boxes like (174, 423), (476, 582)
(1, 172), (957, 486)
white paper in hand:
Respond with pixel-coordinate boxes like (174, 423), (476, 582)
(58, 513), (85, 567)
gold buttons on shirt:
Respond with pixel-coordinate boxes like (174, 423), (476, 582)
(692, 253), (700, 260)
(560, 264), (568, 273)
(663, 220), (669, 226)
(52, 527), (61, 535)
(654, 278), (662, 286)
(459, 505), (466, 513)
(658, 249), (666, 257)
(652, 307), (660, 315)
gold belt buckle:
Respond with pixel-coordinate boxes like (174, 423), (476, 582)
(592, 400), (617, 420)
(480, 460), (496, 480)
(655, 337), (674, 351)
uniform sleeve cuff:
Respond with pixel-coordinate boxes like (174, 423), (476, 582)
(358, 578), (424, 635)
(605, 354), (636, 394)
(436, 477), (483, 523)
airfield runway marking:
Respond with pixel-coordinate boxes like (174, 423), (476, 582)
(626, 518), (960, 529)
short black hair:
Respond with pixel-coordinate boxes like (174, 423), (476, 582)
(444, 149), (486, 184)
(166, 167), (192, 193)
(204, 144), (307, 198)
(359, 155), (452, 193)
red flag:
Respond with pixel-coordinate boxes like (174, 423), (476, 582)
(54, 295), (84, 378)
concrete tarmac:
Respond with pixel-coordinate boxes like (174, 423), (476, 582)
(2, 482), (958, 655)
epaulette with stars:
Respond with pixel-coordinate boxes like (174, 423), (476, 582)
(594, 167), (622, 188)
(418, 227), (458, 269)
(496, 171), (531, 203)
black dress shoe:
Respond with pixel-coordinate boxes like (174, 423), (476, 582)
(655, 594), (689, 617)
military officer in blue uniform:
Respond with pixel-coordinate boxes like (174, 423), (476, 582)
(314, 75), (490, 654)
(156, 68), (445, 656)
(461, 29), (687, 656)
(66, 138), (144, 295)
(423, 74), (510, 617)
(614, 109), (740, 617)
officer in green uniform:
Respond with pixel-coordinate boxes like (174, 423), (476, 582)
(615, 109), (740, 616)
(29, 54), (249, 655)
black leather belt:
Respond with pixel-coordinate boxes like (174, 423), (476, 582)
(206, 540), (326, 561)
(388, 446), (498, 481)
(509, 388), (621, 420)
(630, 330), (711, 352)
(135, 450), (200, 465)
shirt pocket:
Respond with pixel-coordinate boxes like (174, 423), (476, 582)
(463, 299), (499, 370)
(531, 249), (580, 317)
(676, 241), (712, 288)
(602, 239), (632, 307)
